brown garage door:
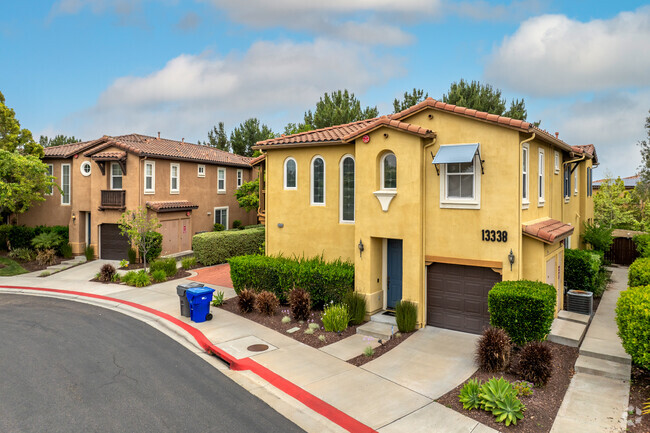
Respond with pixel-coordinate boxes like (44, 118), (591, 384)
(100, 224), (130, 260)
(427, 263), (501, 334)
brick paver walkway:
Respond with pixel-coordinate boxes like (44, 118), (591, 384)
(188, 263), (233, 288)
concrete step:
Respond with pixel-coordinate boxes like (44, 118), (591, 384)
(579, 339), (632, 365)
(575, 355), (631, 381)
(356, 321), (395, 341)
(370, 311), (397, 326)
(547, 318), (587, 347)
(558, 310), (591, 325)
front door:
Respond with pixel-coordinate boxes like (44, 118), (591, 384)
(386, 239), (403, 309)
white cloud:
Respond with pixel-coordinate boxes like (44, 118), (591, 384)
(485, 7), (650, 96)
(61, 39), (403, 140)
(445, 0), (543, 22)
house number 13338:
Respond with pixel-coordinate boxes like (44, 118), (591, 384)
(481, 229), (507, 242)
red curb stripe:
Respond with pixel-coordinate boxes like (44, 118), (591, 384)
(0, 285), (377, 433)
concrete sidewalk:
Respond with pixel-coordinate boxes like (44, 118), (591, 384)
(1, 260), (496, 433)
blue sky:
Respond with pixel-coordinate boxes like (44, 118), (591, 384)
(1, 1), (649, 178)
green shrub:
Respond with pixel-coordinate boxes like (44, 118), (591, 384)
(582, 221), (613, 252)
(616, 285), (650, 369)
(121, 271), (137, 285)
(150, 257), (177, 278)
(488, 280), (556, 346)
(322, 303), (349, 332)
(60, 243), (73, 259)
(8, 225), (36, 250)
(212, 291), (225, 307)
(628, 258), (650, 287)
(232, 220), (242, 229)
(85, 245), (94, 261)
(128, 248), (137, 264)
(363, 346), (375, 357)
(459, 378), (482, 410)
(564, 248), (602, 293)
(119, 259), (128, 269)
(8, 248), (35, 262)
(144, 231), (163, 263)
(395, 300), (418, 333)
(228, 253), (354, 307)
(193, 227), (265, 266)
(633, 234), (650, 258)
(151, 269), (167, 283)
(35, 225), (69, 255)
(213, 223), (225, 232)
(181, 256), (197, 270)
(132, 270), (151, 287)
(344, 292), (366, 325)
(479, 377), (525, 426)
(0, 224), (10, 250)
(31, 232), (63, 251)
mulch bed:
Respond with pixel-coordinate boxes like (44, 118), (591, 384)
(436, 342), (579, 433)
(91, 268), (191, 284)
(0, 251), (64, 272)
(627, 365), (650, 432)
(219, 297), (414, 366)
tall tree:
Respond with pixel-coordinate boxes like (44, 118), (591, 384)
(118, 207), (161, 270)
(304, 90), (378, 130)
(199, 122), (230, 152)
(39, 135), (80, 148)
(230, 118), (275, 157)
(593, 176), (636, 229)
(636, 109), (650, 200)
(0, 91), (43, 157)
(234, 178), (259, 212)
(393, 88), (428, 112)
(283, 122), (313, 136)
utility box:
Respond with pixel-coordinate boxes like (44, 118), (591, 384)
(566, 290), (593, 316)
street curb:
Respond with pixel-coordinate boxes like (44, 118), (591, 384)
(0, 285), (376, 433)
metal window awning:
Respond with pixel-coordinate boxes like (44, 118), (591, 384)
(432, 143), (484, 175)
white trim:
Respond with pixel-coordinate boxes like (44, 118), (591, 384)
(380, 152), (397, 191)
(382, 239), (388, 311)
(310, 155), (326, 206)
(284, 157), (297, 190)
(339, 154), (355, 223)
(554, 151), (560, 174)
(439, 152), (481, 210)
(538, 148), (545, 207)
(144, 161), (155, 194)
(197, 164), (206, 178)
(237, 169), (243, 188)
(574, 169), (578, 195)
(522, 144), (529, 209)
(213, 206), (229, 229)
(80, 161), (91, 177)
(217, 167), (226, 194)
(47, 164), (54, 195)
(170, 163), (180, 194)
(61, 163), (71, 205)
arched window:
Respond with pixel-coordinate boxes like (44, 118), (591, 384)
(381, 153), (397, 189)
(284, 157), (297, 190)
(340, 155), (355, 222)
(311, 156), (325, 205)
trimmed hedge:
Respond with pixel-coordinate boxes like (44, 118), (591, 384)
(488, 280), (556, 346)
(616, 285), (650, 369)
(628, 258), (650, 287)
(228, 255), (354, 307)
(0, 224), (69, 253)
(564, 248), (601, 293)
(633, 234), (650, 258)
(193, 227), (264, 266)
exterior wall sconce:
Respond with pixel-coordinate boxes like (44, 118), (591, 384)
(508, 249), (515, 271)
(72, 213), (76, 223)
(358, 239), (364, 257)
(277, 223), (284, 228)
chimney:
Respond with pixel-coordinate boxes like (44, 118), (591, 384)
(555, 132), (559, 138)
(157, 131), (160, 140)
(181, 138), (185, 144)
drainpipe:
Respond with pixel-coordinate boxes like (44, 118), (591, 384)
(421, 136), (437, 327)
(518, 133), (536, 279)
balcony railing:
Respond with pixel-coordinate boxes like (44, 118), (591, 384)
(100, 190), (126, 210)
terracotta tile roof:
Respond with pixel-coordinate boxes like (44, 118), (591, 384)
(91, 150), (126, 160)
(572, 144), (598, 163)
(341, 116), (435, 142)
(42, 138), (107, 159)
(146, 200), (199, 213)
(522, 218), (574, 244)
(256, 118), (377, 147)
(249, 154), (266, 166)
(593, 174), (639, 189)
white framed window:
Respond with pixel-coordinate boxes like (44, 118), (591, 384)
(381, 153), (397, 190)
(237, 169), (243, 188)
(284, 157), (297, 190)
(217, 167), (226, 193)
(170, 163), (179, 194)
(61, 164), (70, 205)
(522, 144), (529, 208)
(311, 156), (325, 205)
(554, 151), (560, 174)
(565, 235), (571, 249)
(340, 155), (355, 223)
(564, 165), (571, 200)
(574, 169), (578, 195)
(214, 206), (228, 229)
(110, 163), (123, 190)
(80, 161), (91, 177)
(144, 161), (155, 194)
(440, 154), (481, 209)
(198, 164), (205, 177)
(47, 164), (54, 195)
(538, 149), (545, 206)
(587, 167), (593, 197)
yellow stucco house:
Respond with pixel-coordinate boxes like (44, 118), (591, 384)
(253, 98), (598, 333)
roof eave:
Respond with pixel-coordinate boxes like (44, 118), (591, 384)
(252, 140), (345, 150)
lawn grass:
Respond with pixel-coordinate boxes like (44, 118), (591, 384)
(0, 257), (29, 276)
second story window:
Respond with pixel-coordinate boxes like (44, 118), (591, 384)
(170, 163), (179, 194)
(47, 164), (54, 195)
(144, 161), (155, 194)
(522, 145), (529, 206)
(574, 169), (578, 195)
(284, 157), (297, 189)
(61, 164), (70, 205)
(198, 164), (205, 177)
(587, 167), (593, 197)
(381, 153), (397, 190)
(237, 169), (243, 188)
(311, 156), (325, 205)
(218, 168), (226, 193)
(538, 149), (545, 206)
(340, 155), (355, 223)
(111, 163), (123, 190)
(564, 165), (571, 200)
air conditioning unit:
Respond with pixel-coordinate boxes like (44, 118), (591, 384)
(566, 290), (593, 316)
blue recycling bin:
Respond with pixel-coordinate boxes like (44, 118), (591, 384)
(185, 287), (215, 323)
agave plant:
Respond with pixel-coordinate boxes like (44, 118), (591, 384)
(479, 377), (515, 412)
(492, 390), (525, 426)
(459, 378), (482, 410)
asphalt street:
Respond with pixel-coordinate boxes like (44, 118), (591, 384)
(0, 294), (305, 433)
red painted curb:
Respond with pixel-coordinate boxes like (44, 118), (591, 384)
(0, 285), (377, 433)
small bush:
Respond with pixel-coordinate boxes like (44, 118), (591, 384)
(128, 248), (137, 264)
(232, 220), (242, 229)
(476, 327), (512, 372)
(363, 346), (375, 357)
(459, 378), (482, 410)
(35, 248), (56, 266)
(60, 243), (73, 259)
(151, 269), (167, 283)
(144, 231), (163, 263)
(289, 288), (311, 321)
(150, 257), (177, 278)
(633, 234), (650, 258)
(512, 380), (534, 397)
(132, 270), (151, 287)
(181, 256), (197, 270)
(238, 289), (257, 313)
(488, 280), (556, 346)
(479, 377), (525, 426)
(121, 271), (137, 285)
(616, 285), (650, 369)
(519, 341), (554, 386)
(8, 248), (35, 262)
(99, 264), (116, 282)
(194, 227), (265, 266)
(85, 245), (95, 261)
(212, 291), (225, 307)
(39, 271), (50, 277)
(256, 291), (279, 316)
(281, 315), (291, 324)
(213, 223), (225, 232)
(322, 303), (349, 332)
(119, 259), (128, 269)
(628, 258), (650, 287)
(344, 292), (366, 325)
(582, 221), (613, 252)
(565, 248), (602, 293)
(31, 232), (63, 251)
(395, 300), (418, 332)
(111, 273), (120, 282)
